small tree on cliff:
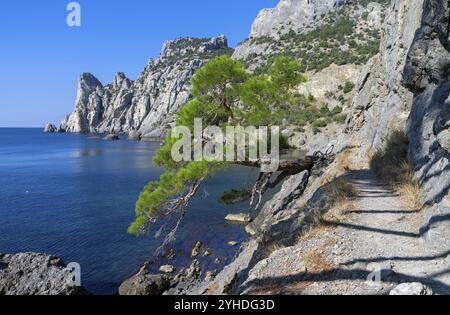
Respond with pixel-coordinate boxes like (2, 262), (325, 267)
(128, 55), (332, 252)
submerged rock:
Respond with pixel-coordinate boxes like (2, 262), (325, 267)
(104, 134), (120, 141)
(190, 241), (202, 258)
(225, 213), (252, 224)
(0, 253), (89, 295)
(128, 131), (141, 141)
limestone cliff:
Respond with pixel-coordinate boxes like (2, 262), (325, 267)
(184, 0), (450, 296)
(59, 36), (232, 138)
(233, 0), (388, 72)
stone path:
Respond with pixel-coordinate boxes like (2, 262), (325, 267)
(302, 169), (450, 295)
(240, 169), (450, 295)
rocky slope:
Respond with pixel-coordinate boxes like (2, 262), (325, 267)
(167, 0), (450, 296)
(233, 0), (388, 72)
(0, 253), (88, 295)
(58, 36), (233, 138)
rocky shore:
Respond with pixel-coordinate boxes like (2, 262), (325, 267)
(0, 253), (89, 295)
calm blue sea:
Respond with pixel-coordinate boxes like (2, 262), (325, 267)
(0, 128), (263, 294)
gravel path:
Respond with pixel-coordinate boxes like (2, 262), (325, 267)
(241, 169), (450, 295)
(302, 169), (450, 295)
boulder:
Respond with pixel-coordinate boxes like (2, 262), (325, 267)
(0, 253), (89, 295)
(190, 241), (202, 258)
(128, 131), (142, 141)
(225, 213), (252, 224)
(104, 134), (120, 141)
(389, 283), (433, 296)
(118, 270), (170, 295)
(159, 265), (175, 274)
(437, 129), (450, 152)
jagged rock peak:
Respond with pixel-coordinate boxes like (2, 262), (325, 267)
(249, 0), (351, 38)
(79, 72), (102, 88)
(59, 35), (232, 135)
(159, 35), (229, 60)
(112, 72), (132, 90)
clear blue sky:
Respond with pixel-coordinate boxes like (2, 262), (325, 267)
(0, 0), (278, 127)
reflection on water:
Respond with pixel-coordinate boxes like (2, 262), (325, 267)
(70, 149), (103, 158)
(0, 129), (275, 294)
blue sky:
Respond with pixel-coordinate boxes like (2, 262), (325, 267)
(0, 0), (278, 127)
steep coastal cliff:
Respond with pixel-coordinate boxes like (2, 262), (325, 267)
(166, 0), (450, 295)
(58, 36), (232, 138)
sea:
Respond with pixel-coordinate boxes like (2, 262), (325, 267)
(0, 128), (269, 294)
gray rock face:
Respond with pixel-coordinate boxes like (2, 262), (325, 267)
(403, 0), (450, 206)
(59, 36), (232, 135)
(347, 0), (423, 151)
(0, 253), (88, 295)
(249, 0), (350, 39)
(43, 123), (57, 133)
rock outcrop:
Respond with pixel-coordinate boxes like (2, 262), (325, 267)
(233, 0), (386, 71)
(249, 0), (351, 39)
(0, 253), (88, 295)
(59, 36), (232, 137)
(43, 123), (57, 133)
(403, 0), (450, 206)
(346, 0), (423, 151)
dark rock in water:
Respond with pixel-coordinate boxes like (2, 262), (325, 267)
(165, 249), (176, 260)
(141, 129), (166, 142)
(190, 241), (203, 258)
(225, 213), (252, 224)
(118, 266), (170, 295)
(104, 134), (120, 141)
(0, 253), (89, 295)
(184, 260), (201, 280)
(128, 131), (142, 141)
(44, 123), (57, 133)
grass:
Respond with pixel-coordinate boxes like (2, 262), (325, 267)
(370, 130), (422, 209)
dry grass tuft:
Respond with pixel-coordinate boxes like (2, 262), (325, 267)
(302, 251), (331, 273)
(370, 130), (422, 210)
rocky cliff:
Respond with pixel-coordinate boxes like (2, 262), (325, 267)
(173, 0), (450, 296)
(58, 36), (232, 138)
(0, 253), (88, 295)
(249, 0), (351, 39)
(233, 0), (388, 72)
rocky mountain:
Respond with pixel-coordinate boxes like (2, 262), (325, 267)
(249, 0), (351, 39)
(57, 36), (233, 139)
(233, 0), (388, 72)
